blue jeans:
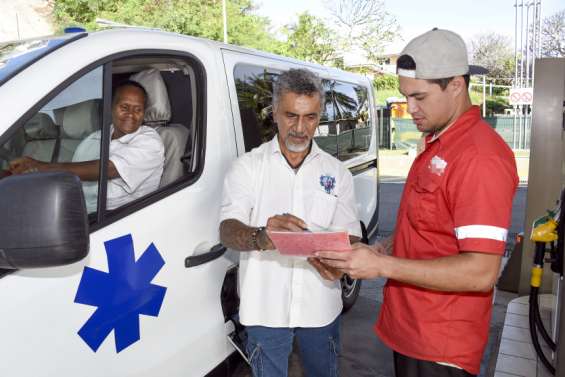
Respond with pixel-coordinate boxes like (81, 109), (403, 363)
(245, 317), (340, 377)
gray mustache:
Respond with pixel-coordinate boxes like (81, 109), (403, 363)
(288, 132), (307, 138)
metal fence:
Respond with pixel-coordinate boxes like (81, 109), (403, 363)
(376, 108), (531, 150)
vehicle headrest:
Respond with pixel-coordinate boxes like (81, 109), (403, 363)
(59, 99), (101, 140)
(24, 113), (58, 140)
(130, 68), (171, 127)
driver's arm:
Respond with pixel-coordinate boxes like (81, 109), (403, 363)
(9, 156), (119, 181)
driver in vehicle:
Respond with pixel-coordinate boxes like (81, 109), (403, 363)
(9, 81), (165, 213)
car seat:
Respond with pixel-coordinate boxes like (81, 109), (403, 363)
(21, 113), (59, 162)
(130, 68), (189, 187)
(55, 99), (102, 162)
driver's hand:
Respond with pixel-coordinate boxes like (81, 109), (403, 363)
(9, 156), (41, 174)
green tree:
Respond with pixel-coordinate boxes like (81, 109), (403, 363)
(52, 0), (285, 54)
(373, 74), (398, 91)
(282, 12), (338, 65)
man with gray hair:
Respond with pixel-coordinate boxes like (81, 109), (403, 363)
(219, 68), (361, 376)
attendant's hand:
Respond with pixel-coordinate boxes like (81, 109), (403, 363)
(9, 156), (43, 174)
(307, 257), (344, 281)
(314, 242), (389, 280)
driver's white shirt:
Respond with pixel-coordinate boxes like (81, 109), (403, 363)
(220, 137), (361, 328)
(72, 125), (164, 213)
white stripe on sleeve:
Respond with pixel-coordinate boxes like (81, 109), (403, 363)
(454, 225), (508, 241)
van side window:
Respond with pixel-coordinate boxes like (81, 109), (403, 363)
(233, 64), (371, 160)
(318, 81), (371, 161)
(1, 54), (204, 225)
(0, 66), (103, 213)
(233, 64), (279, 152)
(315, 79), (338, 156)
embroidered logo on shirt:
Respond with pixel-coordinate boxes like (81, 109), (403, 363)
(429, 155), (447, 176)
(319, 174), (336, 194)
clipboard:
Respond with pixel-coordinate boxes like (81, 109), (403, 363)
(267, 230), (351, 256)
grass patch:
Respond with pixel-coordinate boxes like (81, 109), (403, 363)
(375, 88), (402, 106)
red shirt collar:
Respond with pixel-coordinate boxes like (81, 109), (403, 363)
(425, 105), (481, 145)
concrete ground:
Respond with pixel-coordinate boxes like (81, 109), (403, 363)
(233, 151), (528, 377)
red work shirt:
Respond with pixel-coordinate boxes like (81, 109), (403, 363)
(375, 106), (518, 374)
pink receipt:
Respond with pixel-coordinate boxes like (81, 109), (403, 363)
(267, 231), (351, 256)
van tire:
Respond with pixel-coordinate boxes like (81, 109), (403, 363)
(341, 274), (361, 313)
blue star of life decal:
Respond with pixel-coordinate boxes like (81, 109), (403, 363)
(74, 234), (167, 353)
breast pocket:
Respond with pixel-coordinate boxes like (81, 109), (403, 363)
(407, 174), (442, 231)
(309, 190), (338, 230)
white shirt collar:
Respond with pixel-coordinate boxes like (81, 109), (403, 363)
(110, 124), (146, 144)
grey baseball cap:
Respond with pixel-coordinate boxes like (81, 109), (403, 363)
(397, 28), (488, 79)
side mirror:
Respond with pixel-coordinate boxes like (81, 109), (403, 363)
(0, 172), (89, 268)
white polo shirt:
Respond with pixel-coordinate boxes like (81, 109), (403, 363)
(72, 125), (164, 213)
(220, 137), (361, 328)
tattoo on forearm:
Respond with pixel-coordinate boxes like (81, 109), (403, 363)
(220, 219), (255, 251)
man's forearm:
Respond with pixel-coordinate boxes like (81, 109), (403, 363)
(379, 234), (394, 255)
(40, 160), (119, 181)
(220, 219), (257, 251)
(382, 252), (501, 292)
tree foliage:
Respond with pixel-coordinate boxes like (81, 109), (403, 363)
(53, 0), (285, 54)
(282, 12), (338, 65)
(541, 9), (565, 57)
(373, 74), (398, 91)
(470, 33), (515, 83)
(53, 0), (403, 68)
(324, 0), (399, 63)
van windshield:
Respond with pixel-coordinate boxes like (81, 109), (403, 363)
(0, 33), (85, 86)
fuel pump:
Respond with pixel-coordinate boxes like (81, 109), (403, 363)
(528, 189), (564, 375)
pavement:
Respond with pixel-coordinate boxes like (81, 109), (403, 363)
(232, 151), (529, 377)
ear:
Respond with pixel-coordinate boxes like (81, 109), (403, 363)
(448, 76), (466, 97)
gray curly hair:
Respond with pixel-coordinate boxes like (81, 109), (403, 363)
(272, 68), (324, 111)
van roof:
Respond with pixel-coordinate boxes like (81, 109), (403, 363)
(0, 27), (370, 87)
(93, 28), (369, 83)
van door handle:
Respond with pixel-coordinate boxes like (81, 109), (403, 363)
(185, 244), (227, 268)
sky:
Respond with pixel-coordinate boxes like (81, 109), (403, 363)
(254, 0), (564, 54)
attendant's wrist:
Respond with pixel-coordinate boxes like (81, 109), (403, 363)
(380, 255), (394, 279)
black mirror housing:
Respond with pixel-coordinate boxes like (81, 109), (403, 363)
(0, 172), (89, 268)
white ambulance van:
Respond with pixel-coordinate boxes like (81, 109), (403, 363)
(0, 28), (379, 376)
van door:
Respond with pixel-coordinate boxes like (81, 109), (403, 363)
(0, 39), (236, 376)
